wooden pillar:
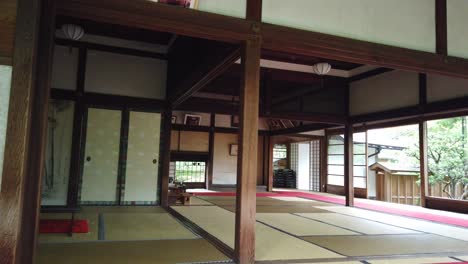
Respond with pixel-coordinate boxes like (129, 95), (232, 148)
(235, 38), (260, 264)
(0, 0), (41, 262)
(207, 113), (215, 189)
(320, 131), (328, 192)
(160, 109), (172, 208)
(266, 136), (274, 192)
(344, 123), (354, 207)
(419, 120), (429, 207)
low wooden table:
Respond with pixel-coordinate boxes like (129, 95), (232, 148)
(168, 186), (193, 205)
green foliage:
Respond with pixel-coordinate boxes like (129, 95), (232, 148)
(405, 117), (468, 199)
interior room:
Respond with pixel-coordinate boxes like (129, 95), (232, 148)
(1, 1), (468, 264)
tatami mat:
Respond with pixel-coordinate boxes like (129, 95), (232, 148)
(368, 256), (462, 263)
(37, 239), (229, 264)
(39, 213), (99, 243)
(270, 196), (332, 206)
(296, 213), (419, 235)
(104, 213), (198, 241)
(81, 206), (167, 214)
(317, 206), (468, 242)
(221, 205), (330, 213)
(189, 197), (214, 205)
(303, 234), (468, 257)
(256, 213), (358, 236)
(457, 255), (468, 261)
(172, 206), (344, 261)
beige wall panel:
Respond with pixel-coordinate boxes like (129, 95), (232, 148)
(179, 131), (209, 152)
(170, 130), (180, 151)
(263, 0), (435, 52)
(448, 0), (468, 59)
(427, 74), (468, 103)
(350, 70), (419, 116)
(212, 133), (238, 185)
(196, 0), (246, 18)
(85, 50), (167, 99)
(51, 45), (78, 90)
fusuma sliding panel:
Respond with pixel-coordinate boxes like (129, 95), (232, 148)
(263, 0), (435, 52)
(0, 65), (12, 191)
(124, 111), (161, 204)
(41, 100), (75, 206)
(196, 0), (246, 18)
(80, 108), (121, 204)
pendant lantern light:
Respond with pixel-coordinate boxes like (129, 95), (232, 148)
(312, 62), (332, 75)
(61, 24), (85, 41)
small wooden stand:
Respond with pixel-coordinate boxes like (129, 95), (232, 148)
(168, 185), (193, 205)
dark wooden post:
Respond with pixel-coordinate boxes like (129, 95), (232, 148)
(207, 113), (215, 189)
(344, 123), (354, 206)
(160, 109), (172, 208)
(0, 0), (41, 262)
(234, 38), (260, 264)
(266, 136), (274, 192)
(419, 120), (429, 207)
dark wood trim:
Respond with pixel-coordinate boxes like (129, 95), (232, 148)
(66, 47), (87, 208)
(0, 56), (13, 65)
(116, 109), (130, 205)
(55, 38), (168, 60)
(207, 114), (215, 189)
(0, 0), (41, 262)
(18, 1), (55, 262)
(76, 47), (87, 94)
(425, 196), (468, 214)
(170, 151), (209, 162)
(171, 47), (241, 108)
(435, 0), (447, 56)
(84, 92), (167, 111)
(266, 112), (346, 125)
(160, 110), (172, 208)
(419, 73), (427, 108)
(166, 206), (235, 260)
(344, 123), (354, 207)
(419, 121), (429, 207)
(320, 133), (327, 192)
(246, 0), (262, 22)
(348, 68), (393, 83)
(262, 23), (468, 79)
(235, 38), (260, 264)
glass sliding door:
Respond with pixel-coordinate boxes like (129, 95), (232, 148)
(80, 108), (122, 204)
(41, 100), (75, 206)
(0, 65), (12, 191)
(123, 111), (161, 204)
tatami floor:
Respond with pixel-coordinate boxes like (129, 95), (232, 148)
(173, 193), (468, 263)
(37, 192), (468, 264)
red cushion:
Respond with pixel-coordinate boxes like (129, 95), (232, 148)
(39, 219), (89, 234)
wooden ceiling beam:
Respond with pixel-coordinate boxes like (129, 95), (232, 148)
(348, 68), (394, 83)
(56, 0), (257, 43)
(269, 123), (336, 136)
(262, 23), (468, 79)
(170, 46), (241, 108)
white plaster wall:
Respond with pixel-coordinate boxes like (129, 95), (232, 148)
(427, 74), (468, 103)
(263, 0), (435, 52)
(85, 50), (167, 99)
(0, 65), (12, 191)
(197, 0), (246, 18)
(212, 133), (238, 184)
(215, 114), (269, 130)
(51, 45), (78, 90)
(447, 0), (468, 59)
(350, 70), (419, 116)
(297, 143), (310, 190)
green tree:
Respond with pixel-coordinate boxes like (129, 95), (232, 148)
(406, 117), (468, 199)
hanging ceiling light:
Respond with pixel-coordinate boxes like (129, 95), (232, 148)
(61, 24), (85, 41)
(312, 62), (332, 75)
